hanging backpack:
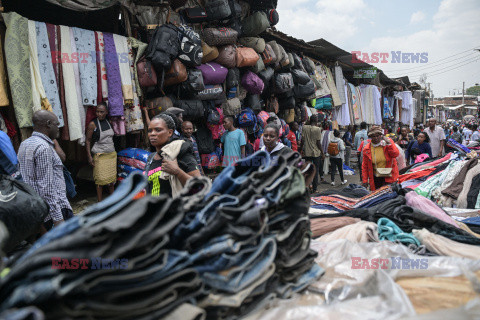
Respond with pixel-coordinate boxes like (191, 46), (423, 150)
(237, 107), (257, 128)
(266, 95), (279, 114)
(181, 7), (209, 23)
(164, 59), (188, 87)
(168, 0), (188, 10)
(258, 67), (274, 84)
(244, 0), (277, 11)
(261, 44), (276, 65)
(328, 141), (340, 156)
(205, 101), (221, 125)
(226, 67), (240, 89)
(251, 55), (266, 74)
(144, 24), (180, 71)
(222, 97), (241, 116)
(294, 80), (316, 99)
(291, 69), (312, 85)
(177, 24), (203, 67)
(236, 47), (259, 67)
(195, 84), (226, 101)
(257, 110), (269, 128)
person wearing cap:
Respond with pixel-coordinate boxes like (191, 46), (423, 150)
(361, 125), (399, 191)
(143, 106), (184, 139)
(425, 118), (446, 158)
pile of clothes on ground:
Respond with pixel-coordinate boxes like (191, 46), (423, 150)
(398, 150), (480, 209)
(116, 148), (151, 182)
(0, 151), (323, 319)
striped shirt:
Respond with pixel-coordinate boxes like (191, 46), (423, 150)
(18, 132), (71, 222)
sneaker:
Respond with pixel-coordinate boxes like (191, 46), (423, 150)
(331, 182), (335, 186)
(341, 180), (348, 185)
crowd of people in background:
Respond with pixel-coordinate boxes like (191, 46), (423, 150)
(2, 104), (480, 231)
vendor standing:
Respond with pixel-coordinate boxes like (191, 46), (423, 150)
(86, 102), (117, 202)
(362, 125), (399, 191)
(145, 114), (200, 197)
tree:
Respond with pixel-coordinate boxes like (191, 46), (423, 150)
(466, 86), (480, 96)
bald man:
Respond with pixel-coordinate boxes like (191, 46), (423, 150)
(18, 110), (73, 230)
(425, 118), (446, 158)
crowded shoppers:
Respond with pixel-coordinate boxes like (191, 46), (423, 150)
(17, 110), (73, 230)
(85, 103), (117, 202)
(221, 115), (246, 167)
(405, 132), (432, 164)
(361, 125), (399, 191)
(301, 115), (326, 193)
(145, 114), (200, 197)
(328, 129), (347, 186)
(451, 126), (463, 143)
(425, 118), (446, 158)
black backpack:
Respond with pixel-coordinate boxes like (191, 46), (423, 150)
(196, 123), (216, 154)
(181, 69), (205, 93)
(144, 24), (180, 71)
(294, 80), (316, 99)
(273, 72), (294, 94)
(291, 69), (311, 85)
(226, 67), (240, 89)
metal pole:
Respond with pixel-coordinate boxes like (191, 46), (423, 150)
(462, 81), (465, 104)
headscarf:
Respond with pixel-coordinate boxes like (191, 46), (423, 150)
(368, 125), (383, 138)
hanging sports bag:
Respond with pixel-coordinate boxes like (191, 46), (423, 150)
(181, 7), (209, 23)
(244, 0), (277, 10)
(195, 84), (225, 101)
(294, 80), (316, 99)
(144, 24), (180, 71)
(236, 47), (259, 67)
(266, 95), (279, 114)
(238, 37), (266, 53)
(205, 0), (232, 21)
(241, 71), (264, 95)
(261, 44), (276, 65)
(258, 67), (274, 84)
(237, 107), (257, 128)
(168, 0), (187, 10)
(291, 69), (312, 85)
(222, 98), (241, 116)
(174, 100), (204, 119)
(181, 69), (205, 92)
(245, 94), (262, 113)
(251, 55), (265, 74)
(196, 62), (228, 85)
(242, 11), (270, 37)
(265, 9), (279, 26)
(274, 72), (294, 94)
(201, 41), (219, 63)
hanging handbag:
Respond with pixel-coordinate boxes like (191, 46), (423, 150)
(201, 41), (219, 63)
(241, 11), (270, 37)
(164, 59), (188, 86)
(214, 45), (237, 68)
(222, 98), (241, 116)
(251, 55), (265, 74)
(236, 47), (259, 67)
(373, 147), (393, 177)
(205, 0), (232, 21)
(168, 0), (188, 10)
(181, 7), (209, 23)
(137, 56), (157, 87)
(201, 27), (238, 46)
(181, 69), (205, 92)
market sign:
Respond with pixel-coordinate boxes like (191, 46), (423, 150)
(353, 67), (377, 79)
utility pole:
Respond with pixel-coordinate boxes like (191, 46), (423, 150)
(462, 81), (465, 104)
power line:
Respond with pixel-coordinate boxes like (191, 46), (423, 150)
(380, 44), (480, 73)
(386, 51), (478, 76)
(401, 56), (480, 79)
(413, 57), (480, 80)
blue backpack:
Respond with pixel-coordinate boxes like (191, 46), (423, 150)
(237, 108), (257, 128)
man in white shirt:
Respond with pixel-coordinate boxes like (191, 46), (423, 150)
(425, 118), (446, 158)
(463, 124), (473, 144)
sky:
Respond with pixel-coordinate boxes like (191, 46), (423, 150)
(276, 0), (480, 98)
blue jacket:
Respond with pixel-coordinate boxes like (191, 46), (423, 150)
(405, 140), (432, 164)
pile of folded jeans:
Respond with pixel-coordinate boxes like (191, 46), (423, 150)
(0, 151), (324, 319)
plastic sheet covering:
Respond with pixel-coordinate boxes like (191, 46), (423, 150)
(247, 239), (480, 320)
(399, 297), (480, 320)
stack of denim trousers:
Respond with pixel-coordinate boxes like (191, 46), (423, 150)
(0, 151), (324, 319)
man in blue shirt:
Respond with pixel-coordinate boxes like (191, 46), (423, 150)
(221, 116), (246, 167)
